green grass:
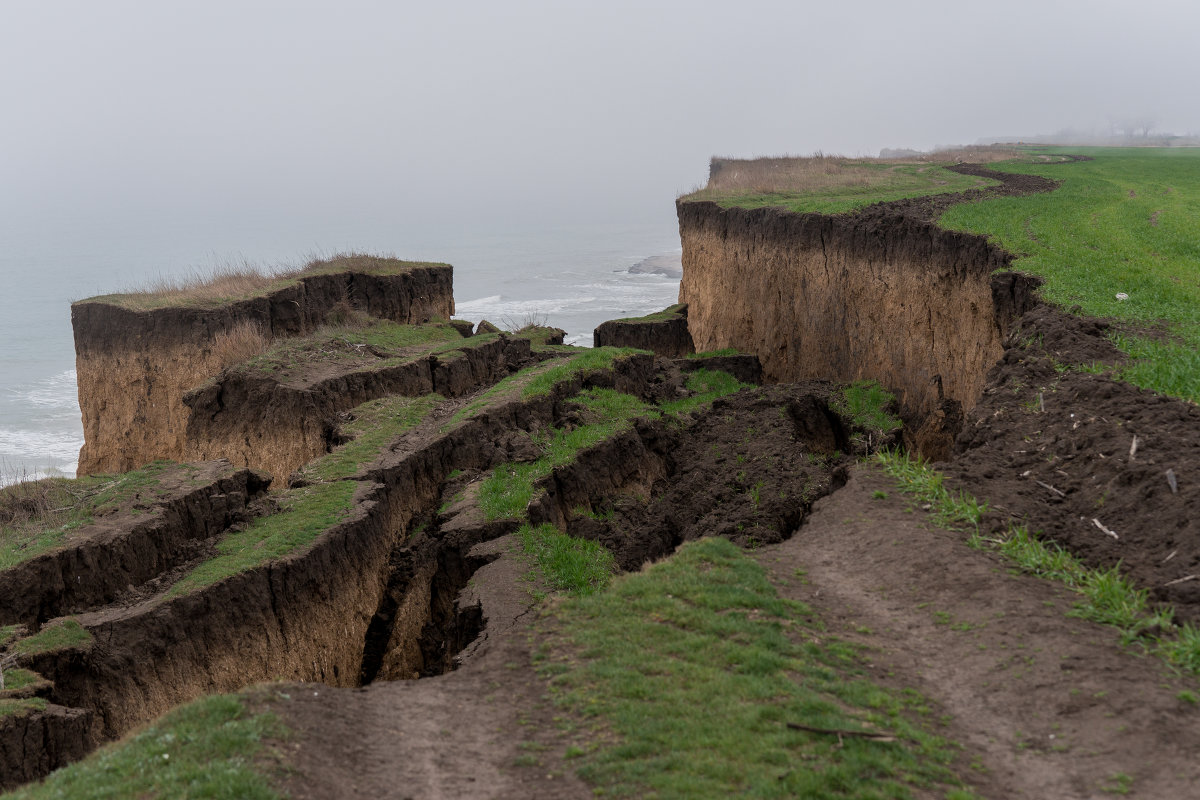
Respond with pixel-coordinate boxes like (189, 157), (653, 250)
(541, 537), (972, 798)
(689, 163), (997, 215)
(233, 320), (463, 378)
(0, 668), (42, 693)
(1, 461), (180, 571)
(660, 369), (751, 416)
(832, 380), (903, 443)
(12, 619), (92, 655)
(2, 693), (282, 800)
(167, 480), (357, 597)
(876, 455), (1200, 675)
(0, 626), (18, 647)
(0, 698), (47, 720)
(295, 394), (441, 482)
(875, 450), (988, 530)
(479, 389), (658, 520)
(520, 348), (647, 398)
(939, 147), (1200, 402)
(517, 523), (616, 596)
(613, 304), (686, 323)
(447, 348), (645, 429)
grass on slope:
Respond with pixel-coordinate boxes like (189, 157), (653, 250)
(167, 479), (356, 597)
(479, 388), (658, 520)
(0, 461), (182, 571)
(539, 537), (974, 799)
(2, 694), (282, 800)
(939, 147), (1200, 402)
(295, 393), (441, 483)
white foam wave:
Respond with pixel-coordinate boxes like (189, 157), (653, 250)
(0, 428), (84, 461)
(9, 370), (80, 410)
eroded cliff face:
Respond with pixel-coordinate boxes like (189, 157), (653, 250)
(73, 265), (454, 476)
(677, 201), (1038, 431)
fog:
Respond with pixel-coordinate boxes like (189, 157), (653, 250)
(3, 0), (1198, 235)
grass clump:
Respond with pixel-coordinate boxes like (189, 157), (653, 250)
(297, 394), (440, 482)
(479, 389), (657, 520)
(517, 524), (615, 596)
(12, 619), (92, 655)
(0, 667), (41, 693)
(2, 693), (282, 800)
(0, 698), (48, 720)
(877, 455), (1200, 674)
(1, 461), (178, 571)
(660, 369), (751, 416)
(521, 348), (646, 398)
(875, 450), (987, 530)
(450, 348), (645, 429)
(832, 380), (903, 444)
(232, 320), (463, 379)
(939, 147), (1200, 402)
(542, 537), (971, 798)
(613, 304), (686, 323)
(168, 480), (356, 597)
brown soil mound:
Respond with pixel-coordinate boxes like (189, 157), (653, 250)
(949, 305), (1200, 622)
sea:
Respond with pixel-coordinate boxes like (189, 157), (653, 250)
(0, 215), (682, 485)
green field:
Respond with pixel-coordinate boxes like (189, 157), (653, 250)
(939, 147), (1200, 402)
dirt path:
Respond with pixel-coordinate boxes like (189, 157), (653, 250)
(758, 464), (1200, 800)
(270, 536), (591, 800)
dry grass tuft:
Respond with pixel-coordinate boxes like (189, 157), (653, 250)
(134, 260), (297, 306)
(699, 146), (1022, 196)
(0, 474), (68, 528)
(210, 319), (273, 369)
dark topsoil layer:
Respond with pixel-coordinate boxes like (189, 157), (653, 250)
(947, 304), (1200, 623)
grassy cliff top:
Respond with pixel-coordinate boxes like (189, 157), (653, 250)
(678, 147), (1043, 214)
(77, 253), (451, 311)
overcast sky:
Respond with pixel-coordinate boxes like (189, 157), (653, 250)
(3, 0), (1198, 232)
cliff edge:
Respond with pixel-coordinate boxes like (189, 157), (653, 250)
(72, 256), (454, 475)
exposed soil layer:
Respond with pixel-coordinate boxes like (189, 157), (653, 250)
(676, 160), (1073, 433)
(592, 304), (695, 357)
(73, 263), (455, 475)
(184, 334), (540, 481)
(677, 199), (1041, 430)
(267, 536), (592, 800)
(0, 704), (92, 792)
(948, 304), (1200, 623)
(762, 464), (1200, 800)
(0, 461), (269, 628)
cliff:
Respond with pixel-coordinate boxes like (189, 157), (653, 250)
(72, 257), (454, 476)
(677, 200), (1038, 436)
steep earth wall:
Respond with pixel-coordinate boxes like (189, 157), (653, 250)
(72, 265), (454, 476)
(677, 201), (1038, 426)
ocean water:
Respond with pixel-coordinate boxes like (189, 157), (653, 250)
(0, 216), (681, 484)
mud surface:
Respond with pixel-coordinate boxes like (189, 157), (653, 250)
(763, 464), (1200, 800)
(949, 305), (1200, 622)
